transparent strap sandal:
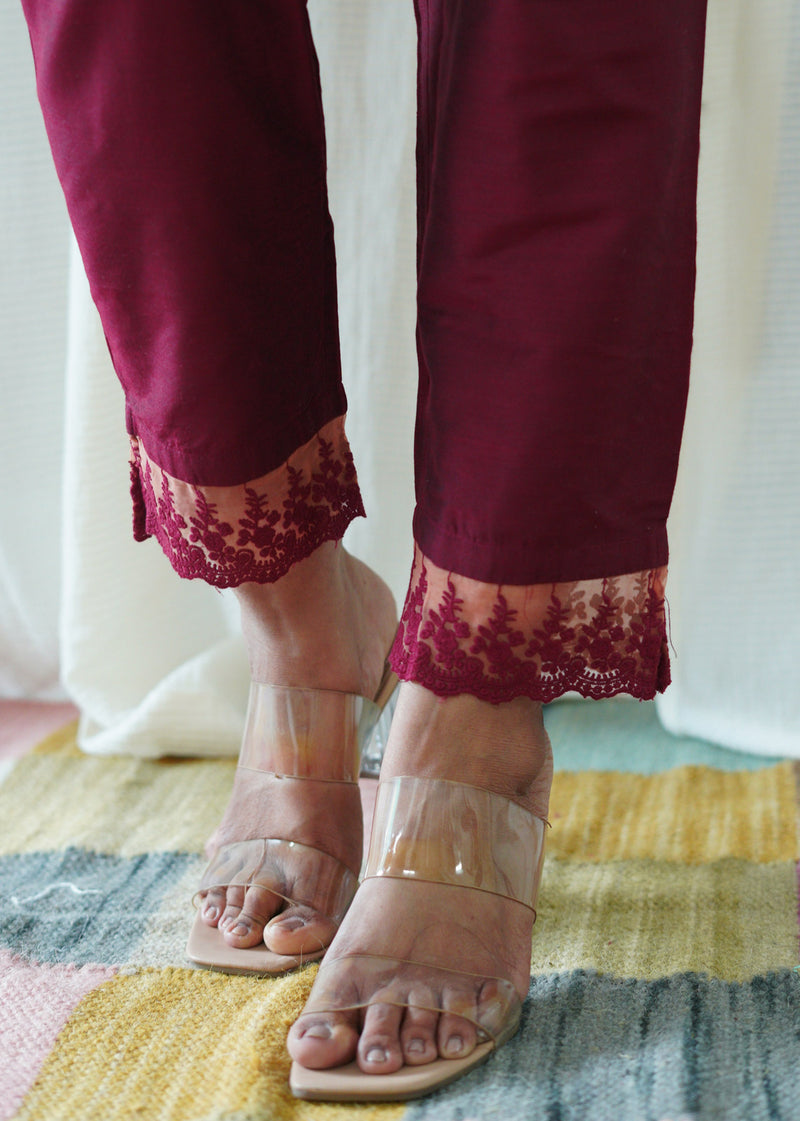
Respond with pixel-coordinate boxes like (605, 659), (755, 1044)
(186, 664), (398, 975)
(290, 775), (547, 1101)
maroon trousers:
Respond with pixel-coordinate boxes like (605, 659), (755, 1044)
(23, 0), (708, 702)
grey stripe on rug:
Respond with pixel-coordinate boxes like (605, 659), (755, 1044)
(406, 970), (800, 1121)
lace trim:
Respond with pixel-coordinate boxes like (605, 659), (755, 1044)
(129, 416), (365, 587)
(390, 545), (670, 704)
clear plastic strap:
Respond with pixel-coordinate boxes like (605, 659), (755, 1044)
(193, 838), (358, 923)
(364, 777), (546, 908)
(299, 953), (521, 1046)
(239, 683), (382, 782)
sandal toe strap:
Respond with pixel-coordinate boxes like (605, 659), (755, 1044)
(194, 838), (358, 923)
(302, 952), (522, 1046)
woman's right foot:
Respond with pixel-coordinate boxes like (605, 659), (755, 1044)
(287, 683), (553, 1074)
(196, 542), (397, 958)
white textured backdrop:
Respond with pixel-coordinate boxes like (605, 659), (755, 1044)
(658, 0), (800, 755)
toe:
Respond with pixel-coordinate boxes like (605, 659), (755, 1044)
(218, 884), (246, 932)
(287, 1010), (359, 1070)
(357, 1002), (404, 1074)
(222, 884), (282, 948)
(399, 990), (439, 1066)
(438, 983), (479, 1059)
(437, 1012), (477, 1060)
(477, 977), (519, 1039)
(263, 903), (337, 957)
(200, 887), (227, 926)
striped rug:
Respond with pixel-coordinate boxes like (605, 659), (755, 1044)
(1, 701), (798, 1121)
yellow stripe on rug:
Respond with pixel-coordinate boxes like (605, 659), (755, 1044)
(30, 720), (82, 758)
(0, 752), (234, 857)
(549, 764), (798, 864)
(3, 752), (796, 865)
(16, 965), (404, 1121)
(532, 857), (799, 982)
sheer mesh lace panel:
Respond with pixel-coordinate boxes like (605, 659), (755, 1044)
(390, 545), (670, 704)
(129, 417), (364, 587)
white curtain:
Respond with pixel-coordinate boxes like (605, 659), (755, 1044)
(0, 2), (69, 701)
(657, 0), (800, 755)
(2, 0), (798, 757)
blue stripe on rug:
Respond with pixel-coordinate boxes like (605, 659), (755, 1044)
(545, 700), (784, 773)
(0, 848), (194, 966)
(407, 970), (800, 1121)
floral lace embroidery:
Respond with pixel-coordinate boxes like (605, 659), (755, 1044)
(129, 417), (365, 587)
(391, 546), (670, 704)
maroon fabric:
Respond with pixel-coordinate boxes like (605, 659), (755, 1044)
(22, 0), (707, 593)
(22, 0), (345, 486)
(413, 0), (708, 585)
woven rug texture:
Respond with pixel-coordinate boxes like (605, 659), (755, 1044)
(1, 699), (798, 1121)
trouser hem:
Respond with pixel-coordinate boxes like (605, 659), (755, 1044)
(390, 543), (670, 704)
(129, 416), (364, 587)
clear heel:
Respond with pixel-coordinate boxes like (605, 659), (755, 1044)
(360, 680), (399, 777)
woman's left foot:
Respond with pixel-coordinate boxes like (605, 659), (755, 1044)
(287, 682), (552, 1074)
(195, 545), (397, 961)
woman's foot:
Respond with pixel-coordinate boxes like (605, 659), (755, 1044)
(197, 542), (397, 958)
(287, 682), (552, 1073)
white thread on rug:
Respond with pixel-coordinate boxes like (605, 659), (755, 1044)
(10, 883), (102, 907)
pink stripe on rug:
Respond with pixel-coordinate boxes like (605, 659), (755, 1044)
(0, 949), (115, 1120)
(0, 702), (79, 762)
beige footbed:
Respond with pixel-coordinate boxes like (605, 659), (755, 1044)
(186, 909), (324, 975)
(289, 1040), (495, 1101)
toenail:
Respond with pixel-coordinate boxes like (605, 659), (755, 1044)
(203, 904), (219, 922)
(407, 1037), (426, 1054)
(445, 1035), (464, 1056)
(304, 1022), (332, 1040)
(365, 1047), (387, 1064)
(274, 915), (305, 932)
(230, 920), (250, 936)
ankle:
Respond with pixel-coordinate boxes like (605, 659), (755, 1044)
(236, 541), (347, 640)
(235, 544), (397, 696)
(380, 684), (553, 820)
